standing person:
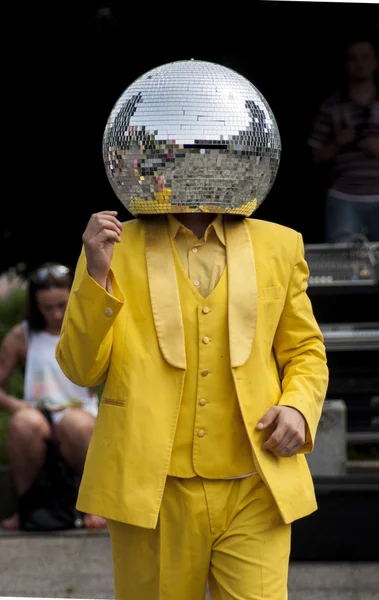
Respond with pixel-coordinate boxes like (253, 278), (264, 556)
(308, 35), (379, 242)
(56, 60), (328, 599)
(0, 263), (106, 530)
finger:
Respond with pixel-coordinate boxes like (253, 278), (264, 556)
(98, 229), (122, 244)
(93, 214), (123, 230)
(97, 217), (122, 233)
(94, 210), (118, 216)
(92, 229), (121, 245)
(89, 213), (123, 233)
(277, 439), (302, 458)
(257, 406), (280, 430)
(263, 422), (286, 451)
(269, 431), (294, 454)
(85, 218), (122, 240)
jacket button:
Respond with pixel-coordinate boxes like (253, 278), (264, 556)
(201, 369), (211, 377)
(197, 429), (205, 437)
(104, 307), (113, 317)
(202, 336), (210, 344)
(202, 307), (210, 314)
(199, 398), (207, 406)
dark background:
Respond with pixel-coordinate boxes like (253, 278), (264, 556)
(2, 0), (379, 273)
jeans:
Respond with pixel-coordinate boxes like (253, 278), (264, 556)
(325, 195), (379, 242)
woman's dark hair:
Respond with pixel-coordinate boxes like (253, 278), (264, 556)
(25, 262), (74, 332)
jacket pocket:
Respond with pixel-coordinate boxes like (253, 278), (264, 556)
(258, 286), (281, 301)
(101, 398), (126, 408)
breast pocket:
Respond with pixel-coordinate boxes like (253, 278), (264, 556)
(258, 286), (282, 301)
(258, 286), (283, 332)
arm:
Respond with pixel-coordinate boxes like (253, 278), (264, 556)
(311, 128), (355, 165)
(0, 324), (26, 413)
(311, 143), (340, 165)
(273, 232), (329, 453)
(56, 210), (124, 388)
(56, 246), (125, 388)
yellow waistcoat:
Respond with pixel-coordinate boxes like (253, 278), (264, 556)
(168, 242), (255, 478)
(56, 215), (328, 529)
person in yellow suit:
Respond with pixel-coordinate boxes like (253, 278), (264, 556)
(56, 61), (328, 600)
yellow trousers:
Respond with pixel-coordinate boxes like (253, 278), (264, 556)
(107, 475), (291, 600)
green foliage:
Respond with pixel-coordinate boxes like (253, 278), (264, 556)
(0, 287), (26, 401)
(94, 384), (105, 400)
(0, 288), (26, 341)
(0, 286), (26, 463)
(0, 411), (10, 464)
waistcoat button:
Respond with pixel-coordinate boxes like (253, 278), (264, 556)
(201, 369), (211, 377)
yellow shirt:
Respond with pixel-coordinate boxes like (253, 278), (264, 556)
(167, 215), (226, 298)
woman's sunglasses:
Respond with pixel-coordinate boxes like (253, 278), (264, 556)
(31, 265), (70, 283)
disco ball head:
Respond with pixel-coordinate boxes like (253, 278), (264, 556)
(102, 59), (281, 217)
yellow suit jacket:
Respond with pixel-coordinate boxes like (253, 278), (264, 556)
(56, 215), (328, 529)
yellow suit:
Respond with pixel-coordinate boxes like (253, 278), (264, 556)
(56, 215), (328, 530)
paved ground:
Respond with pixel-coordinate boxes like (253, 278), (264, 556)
(0, 529), (378, 599)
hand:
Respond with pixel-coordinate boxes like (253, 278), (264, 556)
(357, 135), (379, 157)
(8, 398), (32, 415)
(82, 210), (122, 287)
(257, 406), (306, 457)
(334, 125), (355, 148)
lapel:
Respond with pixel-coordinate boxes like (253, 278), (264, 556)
(144, 218), (187, 369)
(225, 217), (258, 367)
(144, 216), (258, 371)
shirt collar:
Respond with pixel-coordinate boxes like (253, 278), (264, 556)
(167, 214), (226, 246)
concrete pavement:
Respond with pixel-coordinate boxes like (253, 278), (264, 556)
(0, 529), (378, 599)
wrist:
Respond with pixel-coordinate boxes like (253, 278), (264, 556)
(86, 268), (108, 290)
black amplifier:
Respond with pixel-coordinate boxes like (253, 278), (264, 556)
(304, 242), (379, 287)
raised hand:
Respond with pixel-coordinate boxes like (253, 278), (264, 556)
(82, 210), (122, 288)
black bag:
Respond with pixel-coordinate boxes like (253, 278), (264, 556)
(18, 411), (84, 531)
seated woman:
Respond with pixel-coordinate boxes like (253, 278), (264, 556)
(0, 262), (106, 530)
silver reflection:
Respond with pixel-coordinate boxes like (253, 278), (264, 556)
(102, 59), (281, 216)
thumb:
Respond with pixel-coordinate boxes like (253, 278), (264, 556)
(257, 406), (280, 430)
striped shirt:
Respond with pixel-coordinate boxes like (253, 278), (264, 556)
(308, 90), (379, 201)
